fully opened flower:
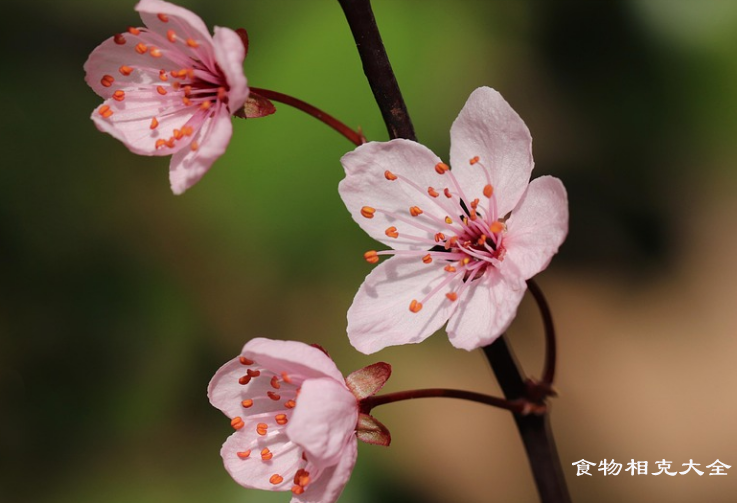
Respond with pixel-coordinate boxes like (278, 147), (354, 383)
(209, 338), (391, 502)
(339, 87), (568, 354)
(84, 0), (248, 194)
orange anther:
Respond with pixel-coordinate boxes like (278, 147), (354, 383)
(114, 33), (126, 45)
(360, 206), (375, 219)
(112, 90), (125, 102)
(444, 265), (456, 273)
(186, 38), (199, 48)
(239, 356), (254, 365)
(173, 129), (183, 140)
(477, 235), (487, 246)
(236, 450), (251, 459)
(275, 414), (288, 425)
(182, 97), (192, 106)
(150, 47), (162, 58)
(100, 75), (114, 87)
(284, 399), (296, 409)
(270, 376), (281, 389)
(385, 227), (399, 238)
(281, 372), (293, 384)
(155, 85), (166, 95)
(155, 139), (167, 149)
(384, 170), (397, 181)
(98, 105), (113, 118)
(427, 187), (439, 197)
(409, 300), (423, 313)
(158, 70), (168, 82)
(483, 184), (494, 198)
(241, 399), (253, 408)
(470, 156), (480, 165)
(238, 375), (251, 385)
(149, 117), (159, 129)
(469, 209), (478, 221)
(256, 423), (268, 435)
(230, 417), (244, 430)
(181, 126), (194, 136)
(434, 232), (445, 243)
(461, 257), (471, 266)
(199, 100), (211, 110)
(217, 87), (227, 100)
(119, 65), (133, 76)
(291, 486), (305, 495)
(471, 198), (479, 209)
(444, 188), (453, 199)
(267, 391), (281, 401)
(446, 292), (458, 301)
(135, 42), (148, 54)
(435, 162), (449, 174)
(445, 216), (453, 224)
(157, 13), (169, 22)
(363, 250), (379, 264)
(261, 448), (273, 461)
(422, 254), (432, 264)
(294, 469), (311, 487)
(127, 26), (141, 35)
(409, 206), (423, 217)
(463, 217), (469, 226)
(269, 474), (284, 485)
(490, 221), (505, 233)
(182, 85), (192, 96)
(167, 29), (177, 42)
(190, 141), (199, 151)
(247, 369), (261, 377)
(448, 236), (459, 247)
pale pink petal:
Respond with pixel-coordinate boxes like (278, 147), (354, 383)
(242, 338), (345, 384)
(347, 256), (462, 354)
(449, 87), (533, 218)
(169, 104), (232, 194)
(339, 140), (454, 251)
(136, 0), (213, 46)
(213, 27), (249, 110)
(292, 437), (357, 503)
(504, 176), (568, 279)
(286, 378), (357, 468)
(446, 270), (527, 350)
(220, 429), (301, 491)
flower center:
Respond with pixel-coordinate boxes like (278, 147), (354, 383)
(360, 157), (507, 313)
(229, 356), (315, 495)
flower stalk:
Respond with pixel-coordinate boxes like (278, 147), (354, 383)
(361, 388), (532, 415)
(249, 87), (365, 146)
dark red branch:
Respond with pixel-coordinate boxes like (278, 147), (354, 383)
(527, 279), (557, 386)
(362, 388), (529, 415)
(249, 87), (365, 146)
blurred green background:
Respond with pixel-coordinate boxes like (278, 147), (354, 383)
(2, 0), (737, 501)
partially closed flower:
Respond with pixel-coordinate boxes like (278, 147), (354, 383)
(84, 0), (248, 194)
(339, 87), (568, 353)
(209, 338), (391, 503)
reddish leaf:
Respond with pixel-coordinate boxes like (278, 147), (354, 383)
(356, 413), (391, 446)
(345, 362), (391, 400)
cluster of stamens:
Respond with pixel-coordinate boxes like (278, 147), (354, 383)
(96, 13), (231, 153)
(230, 356), (313, 495)
(361, 156), (507, 313)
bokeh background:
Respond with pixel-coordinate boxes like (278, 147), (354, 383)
(2, 0), (737, 501)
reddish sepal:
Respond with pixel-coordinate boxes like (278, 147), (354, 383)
(356, 413), (391, 446)
(345, 362), (391, 400)
(235, 92), (277, 119)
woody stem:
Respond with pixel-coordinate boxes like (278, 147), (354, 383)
(249, 87), (365, 146)
(362, 388), (527, 414)
(337, 0), (570, 501)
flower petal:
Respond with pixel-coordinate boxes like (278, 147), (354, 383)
(449, 87), (534, 218)
(242, 338), (346, 384)
(504, 176), (568, 279)
(220, 429), (300, 491)
(347, 256), (461, 354)
(339, 140), (452, 251)
(286, 378), (357, 468)
(212, 26), (249, 111)
(168, 104), (232, 194)
(292, 437), (357, 503)
(446, 270), (526, 350)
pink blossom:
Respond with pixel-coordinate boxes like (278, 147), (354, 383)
(84, 0), (248, 194)
(339, 87), (568, 353)
(208, 338), (391, 502)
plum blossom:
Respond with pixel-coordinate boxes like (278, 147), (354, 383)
(208, 338), (391, 502)
(84, 0), (248, 194)
(339, 87), (568, 354)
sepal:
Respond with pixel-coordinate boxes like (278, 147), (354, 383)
(355, 413), (391, 447)
(345, 362), (392, 400)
